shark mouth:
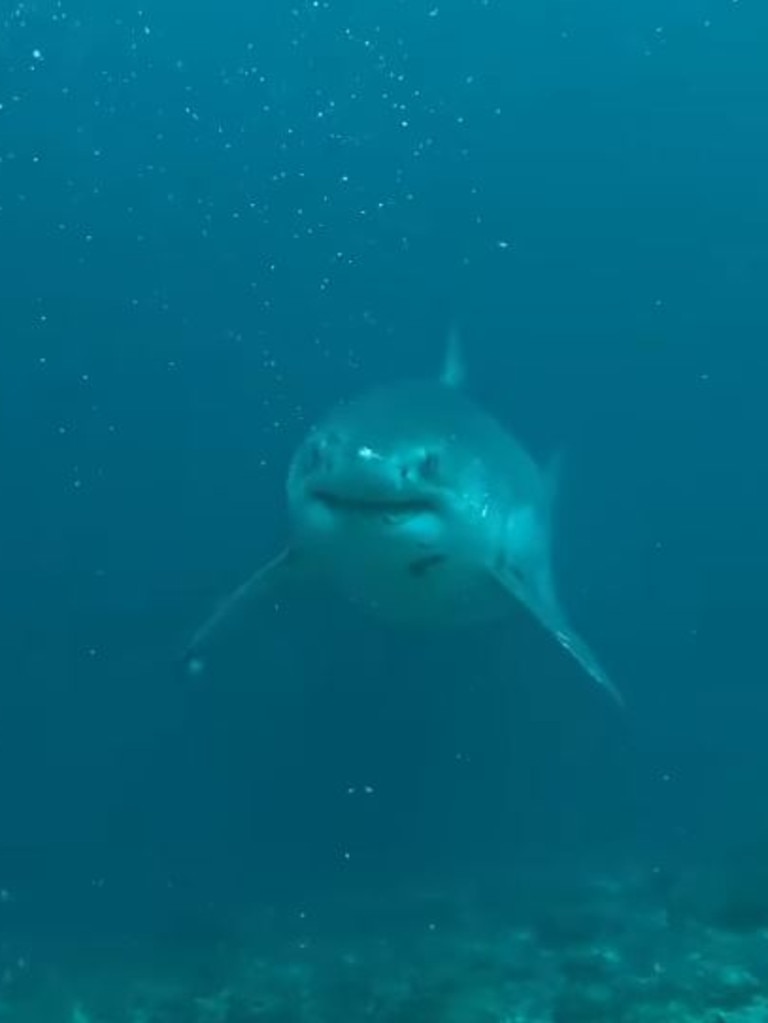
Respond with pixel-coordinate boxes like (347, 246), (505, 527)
(311, 489), (435, 516)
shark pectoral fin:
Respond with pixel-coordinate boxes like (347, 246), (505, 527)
(549, 624), (624, 709)
(184, 546), (301, 669)
(491, 565), (624, 708)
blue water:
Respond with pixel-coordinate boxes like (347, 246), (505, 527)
(1, 0), (768, 1018)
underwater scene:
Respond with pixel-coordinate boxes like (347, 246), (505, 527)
(2, 0), (768, 1020)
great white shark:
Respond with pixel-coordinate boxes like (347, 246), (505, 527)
(186, 335), (622, 706)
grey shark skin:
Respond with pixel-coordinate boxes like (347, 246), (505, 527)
(187, 338), (622, 706)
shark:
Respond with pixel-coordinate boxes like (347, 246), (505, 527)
(186, 334), (622, 706)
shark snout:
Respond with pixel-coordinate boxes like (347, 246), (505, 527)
(294, 434), (433, 510)
(313, 452), (400, 502)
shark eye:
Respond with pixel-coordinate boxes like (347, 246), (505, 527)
(419, 452), (440, 481)
(301, 439), (325, 475)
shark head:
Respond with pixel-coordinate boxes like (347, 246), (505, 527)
(282, 374), (511, 613)
(287, 387), (456, 570)
(286, 332), (472, 550)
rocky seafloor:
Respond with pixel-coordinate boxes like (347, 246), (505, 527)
(5, 867), (768, 1023)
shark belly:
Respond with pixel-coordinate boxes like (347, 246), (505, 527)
(307, 527), (504, 626)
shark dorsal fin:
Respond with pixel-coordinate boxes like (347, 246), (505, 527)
(440, 326), (465, 389)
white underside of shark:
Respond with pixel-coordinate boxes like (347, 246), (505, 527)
(187, 333), (623, 707)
